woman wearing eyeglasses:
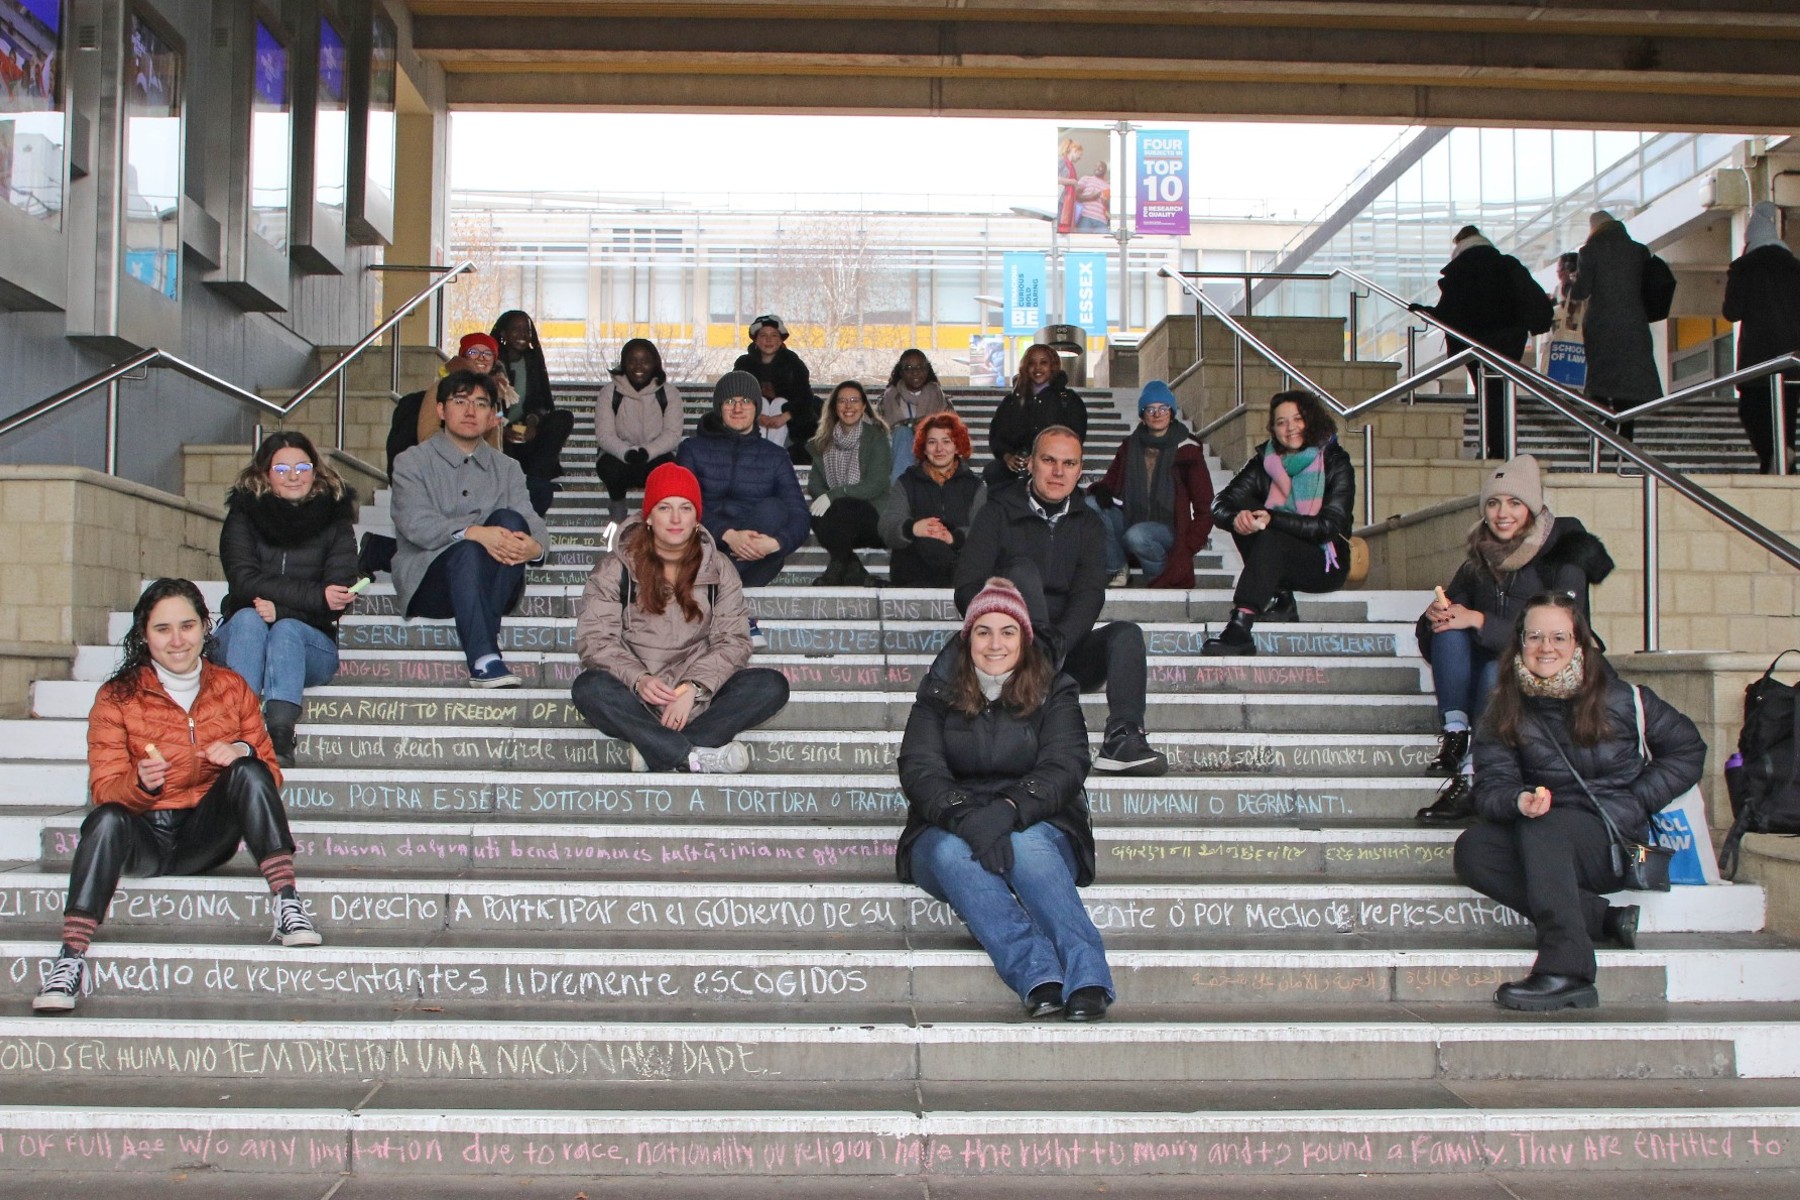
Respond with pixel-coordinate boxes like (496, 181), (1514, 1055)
(215, 431), (360, 766)
(1414, 455), (1614, 825)
(1454, 592), (1703, 1012)
(1085, 380), (1213, 588)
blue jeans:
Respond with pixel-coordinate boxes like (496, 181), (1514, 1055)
(1087, 500), (1174, 578)
(889, 424), (915, 481)
(215, 608), (339, 706)
(909, 823), (1114, 1003)
(1429, 626), (1499, 728)
(407, 508), (531, 668)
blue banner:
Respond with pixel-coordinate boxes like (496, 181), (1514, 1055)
(1003, 252), (1047, 336)
(1065, 252), (1107, 336)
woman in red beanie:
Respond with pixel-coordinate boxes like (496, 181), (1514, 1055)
(569, 464), (790, 773)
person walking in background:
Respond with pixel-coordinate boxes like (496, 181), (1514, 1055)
(571, 464), (790, 775)
(1723, 201), (1800, 474)
(676, 372), (811, 646)
(490, 311), (575, 514)
(806, 381), (893, 587)
(734, 314), (819, 465)
(985, 344), (1087, 487)
(1413, 455), (1614, 825)
(896, 577), (1113, 1022)
(594, 338), (683, 524)
(1455, 593), (1703, 1013)
(391, 370), (548, 688)
(1410, 225), (1553, 459)
(33, 579), (321, 1014)
(214, 432), (359, 767)
(877, 349), (952, 479)
(1572, 211), (1664, 444)
(880, 411), (985, 589)
(1086, 380), (1214, 588)
(1202, 391), (1354, 656)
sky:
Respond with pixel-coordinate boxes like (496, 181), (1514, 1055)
(450, 113), (1412, 223)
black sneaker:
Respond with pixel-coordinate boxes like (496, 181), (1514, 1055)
(1095, 724), (1168, 776)
(32, 953), (84, 1014)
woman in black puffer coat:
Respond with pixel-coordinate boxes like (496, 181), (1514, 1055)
(215, 432), (360, 765)
(896, 577), (1112, 1022)
(1415, 454), (1614, 824)
(1455, 593), (1703, 1013)
(984, 344), (1088, 487)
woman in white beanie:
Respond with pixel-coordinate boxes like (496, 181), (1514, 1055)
(1415, 454), (1614, 824)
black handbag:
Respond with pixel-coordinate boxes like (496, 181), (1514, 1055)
(1537, 724), (1673, 892)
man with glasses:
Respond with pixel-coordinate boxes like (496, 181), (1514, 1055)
(1085, 380), (1214, 588)
(391, 370), (549, 687)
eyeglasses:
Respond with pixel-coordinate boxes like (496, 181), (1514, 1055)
(721, 397), (757, 407)
(446, 394), (495, 410)
(1143, 405), (1172, 417)
(270, 463), (314, 478)
(1522, 631), (1575, 647)
(464, 349), (495, 361)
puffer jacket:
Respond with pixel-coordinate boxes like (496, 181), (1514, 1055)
(675, 412), (812, 554)
(219, 488), (359, 637)
(806, 419), (893, 503)
(987, 376), (1088, 464)
(952, 482), (1108, 660)
(1472, 673), (1704, 841)
(87, 663), (282, 813)
(1211, 439), (1356, 548)
(1420, 515), (1614, 657)
(734, 346), (819, 461)
(879, 463), (984, 552)
(895, 668), (1094, 885)
(573, 519), (752, 717)
(594, 374), (683, 462)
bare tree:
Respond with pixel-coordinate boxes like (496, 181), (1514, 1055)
(760, 216), (909, 381)
(442, 214), (508, 352)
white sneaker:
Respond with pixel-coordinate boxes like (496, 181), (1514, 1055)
(688, 742), (751, 774)
(1108, 567), (1130, 588)
(32, 953), (84, 1014)
(628, 746), (648, 772)
(272, 894), (323, 947)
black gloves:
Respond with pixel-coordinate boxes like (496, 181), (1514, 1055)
(625, 448), (649, 466)
(956, 801), (1018, 874)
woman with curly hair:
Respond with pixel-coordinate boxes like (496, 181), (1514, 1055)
(33, 579), (321, 1014)
(878, 410), (984, 588)
(214, 431), (359, 766)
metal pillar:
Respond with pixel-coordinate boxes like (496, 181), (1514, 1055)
(1362, 424), (1375, 525)
(1642, 472), (1661, 652)
(104, 381), (119, 476)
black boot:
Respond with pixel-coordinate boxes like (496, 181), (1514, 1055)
(1415, 774), (1475, 825)
(1260, 591), (1298, 623)
(1425, 729), (1472, 776)
(1494, 973), (1598, 1012)
(263, 700), (302, 768)
(841, 556), (873, 588)
(813, 557), (850, 587)
(1201, 609), (1257, 657)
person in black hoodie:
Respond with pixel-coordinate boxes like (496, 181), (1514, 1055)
(1411, 225), (1552, 459)
(897, 577), (1113, 1021)
(1203, 391), (1355, 656)
(1723, 202), (1800, 474)
(1455, 593), (1703, 1012)
(984, 344), (1088, 487)
(879, 411), (985, 587)
(214, 432), (360, 765)
(491, 311), (574, 511)
(1414, 455), (1614, 825)
(734, 314), (820, 465)
(954, 426), (1166, 776)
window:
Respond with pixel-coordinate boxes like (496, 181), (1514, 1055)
(122, 12), (181, 298)
(0, 0), (65, 225)
(248, 19), (290, 252)
(315, 17), (346, 210)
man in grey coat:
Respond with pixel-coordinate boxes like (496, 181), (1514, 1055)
(391, 370), (549, 687)
(1572, 211), (1664, 442)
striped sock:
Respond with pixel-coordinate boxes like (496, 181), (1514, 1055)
(259, 853), (296, 895)
(60, 914), (98, 957)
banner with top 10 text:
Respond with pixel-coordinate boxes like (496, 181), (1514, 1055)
(1135, 129), (1190, 236)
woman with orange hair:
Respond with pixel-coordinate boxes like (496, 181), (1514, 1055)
(879, 410), (985, 587)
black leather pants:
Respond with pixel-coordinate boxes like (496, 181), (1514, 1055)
(65, 758), (297, 922)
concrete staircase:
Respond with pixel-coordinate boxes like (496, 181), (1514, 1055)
(2, 385), (1800, 1194)
(1436, 391), (1761, 473)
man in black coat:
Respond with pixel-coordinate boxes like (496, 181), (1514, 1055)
(1723, 202), (1800, 473)
(1413, 226), (1553, 459)
(952, 427), (1167, 776)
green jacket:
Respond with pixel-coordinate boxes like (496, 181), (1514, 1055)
(807, 422), (893, 503)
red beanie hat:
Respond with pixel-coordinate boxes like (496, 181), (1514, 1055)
(962, 577), (1033, 644)
(642, 462), (703, 522)
(459, 332), (500, 358)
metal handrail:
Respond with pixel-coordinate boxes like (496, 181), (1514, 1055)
(1159, 264), (1800, 651)
(0, 260), (475, 469)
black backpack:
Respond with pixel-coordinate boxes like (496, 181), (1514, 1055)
(1509, 258), (1555, 336)
(613, 383), (671, 416)
(1641, 253), (1678, 322)
(1719, 649), (1800, 879)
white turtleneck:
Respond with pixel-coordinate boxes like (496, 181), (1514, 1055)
(153, 662), (202, 712)
(975, 668), (1013, 703)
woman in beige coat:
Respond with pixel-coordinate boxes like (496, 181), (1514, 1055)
(570, 463), (791, 773)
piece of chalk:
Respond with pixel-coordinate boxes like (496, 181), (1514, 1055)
(347, 576), (371, 595)
(1534, 786), (1551, 801)
(1434, 585), (1448, 604)
(144, 743), (164, 761)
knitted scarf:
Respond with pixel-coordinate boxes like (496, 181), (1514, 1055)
(823, 420), (865, 490)
(1471, 505), (1554, 576)
(1514, 647), (1585, 699)
(1263, 441), (1326, 515)
(1124, 418), (1188, 526)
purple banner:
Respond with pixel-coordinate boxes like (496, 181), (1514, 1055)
(1135, 129), (1190, 236)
